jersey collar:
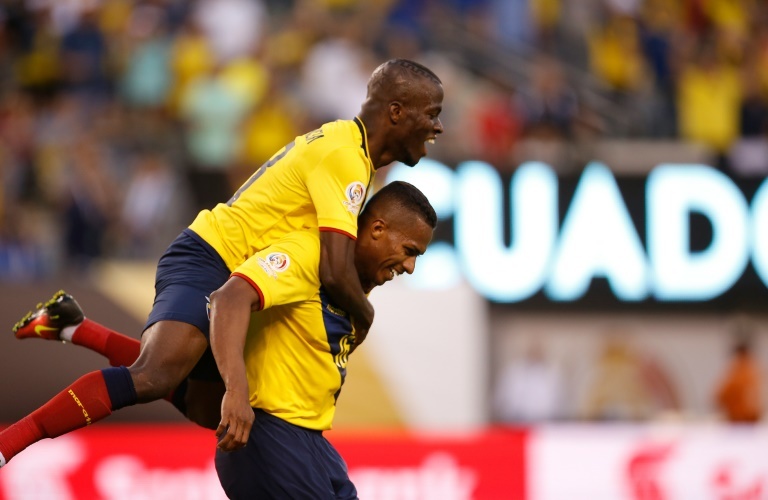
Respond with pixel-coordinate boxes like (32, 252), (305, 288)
(353, 116), (371, 161)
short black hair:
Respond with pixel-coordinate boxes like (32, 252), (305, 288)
(361, 181), (437, 228)
(388, 59), (441, 85)
(367, 59), (442, 101)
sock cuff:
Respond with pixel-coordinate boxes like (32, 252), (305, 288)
(101, 366), (137, 410)
(60, 324), (79, 342)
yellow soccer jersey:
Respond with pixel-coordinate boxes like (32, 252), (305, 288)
(189, 117), (375, 271)
(232, 230), (355, 431)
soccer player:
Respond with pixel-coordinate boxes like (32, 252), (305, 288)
(0, 59), (443, 468)
(211, 180), (436, 499)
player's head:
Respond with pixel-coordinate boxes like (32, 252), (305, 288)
(355, 181), (437, 292)
(359, 59), (444, 168)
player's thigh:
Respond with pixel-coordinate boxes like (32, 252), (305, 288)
(129, 320), (209, 402)
(316, 437), (357, 500)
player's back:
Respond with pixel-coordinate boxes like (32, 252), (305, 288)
(188, 118), (375, 271)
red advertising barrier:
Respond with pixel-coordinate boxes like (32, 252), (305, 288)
(0, 425), (225, 500)
(330, 428), (527, 500)
(0, 425), (527, 500)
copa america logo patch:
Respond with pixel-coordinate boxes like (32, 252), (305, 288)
(257, 252), (290, 279)
(343, 181), (366, 214)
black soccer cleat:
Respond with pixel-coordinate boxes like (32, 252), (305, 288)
(12, 290), (85, 341)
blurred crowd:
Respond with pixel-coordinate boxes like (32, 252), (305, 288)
(1, 0), (768, 278)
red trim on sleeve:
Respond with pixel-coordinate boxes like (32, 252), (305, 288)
(231, 273), (265, 311)
(319, 227), (357, 240)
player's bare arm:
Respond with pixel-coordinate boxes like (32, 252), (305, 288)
(209, 277), (261, 452)
(319, 231), (375, 346)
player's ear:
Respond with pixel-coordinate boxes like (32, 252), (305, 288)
(389, 101), (403, 124)
(370, 219), (387, 240)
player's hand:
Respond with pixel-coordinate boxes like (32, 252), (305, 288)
(216, 388), (254, 452)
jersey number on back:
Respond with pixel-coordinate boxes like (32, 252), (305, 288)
(226, 142), (296, 206)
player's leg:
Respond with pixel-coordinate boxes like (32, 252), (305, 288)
(128, 320), (209, 402)
(0, 230), (230, 467)
(128, 322), (224, 430)
(0, 319), (208, 468)
(12, 291), (198, 414)
(12, 292), (225, 430)
(13, 291), (141, 368)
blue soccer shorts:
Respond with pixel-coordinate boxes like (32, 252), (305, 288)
(144, 228), (231, 381)
(215, 409), (357, 499)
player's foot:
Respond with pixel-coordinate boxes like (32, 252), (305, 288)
(12, 290), (85, 341)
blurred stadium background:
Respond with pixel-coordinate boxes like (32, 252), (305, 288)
(2, 0), (768, 498)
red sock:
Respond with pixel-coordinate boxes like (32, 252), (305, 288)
(71, 319), (141, 367)
(0, 371), (113, 464)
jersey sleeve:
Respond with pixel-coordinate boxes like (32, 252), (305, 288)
(231, 231), (321, 310)
(305, 147), (371, 239)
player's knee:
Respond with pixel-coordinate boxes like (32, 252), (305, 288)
(129, 366), (185, 402)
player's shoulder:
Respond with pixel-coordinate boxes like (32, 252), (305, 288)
(309, 119), (359, 148)
(320, 118), (356, 134)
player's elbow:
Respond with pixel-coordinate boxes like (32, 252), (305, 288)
(209, 287), (227, 311)
(211, 276), (261, 313)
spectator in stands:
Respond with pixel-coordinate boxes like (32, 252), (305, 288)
(59, 133), (120, 270)
(517, 56), (579, 140)
(120, 4), (173, 111)
(299, 13), (373, 125)
(715, 336), (763, 423)
(638, 0), (678, 137)
(179, 62), (253, 210)
(494, 339), (563, 422)
(676, 41), (741, 167)
(119, 148), (183, 258)
(587, 11), (646, 96)
(467, 80), (521, 171)
(59, 8), (111, 102)
(727, 61), (768, 176)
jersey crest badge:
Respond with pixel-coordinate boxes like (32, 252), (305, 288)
(257, 252), (290, 279)
(343, 181), (366, 215)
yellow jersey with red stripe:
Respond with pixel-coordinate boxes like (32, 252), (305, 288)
(188, 118), (374, 272)
(232, 230), (355, 431)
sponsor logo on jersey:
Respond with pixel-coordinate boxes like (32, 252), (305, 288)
(343, 181), (366, 214)
(305, 129), (324, 144)
(325, 303), (348, 318)
(258, 252), (291, 279)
